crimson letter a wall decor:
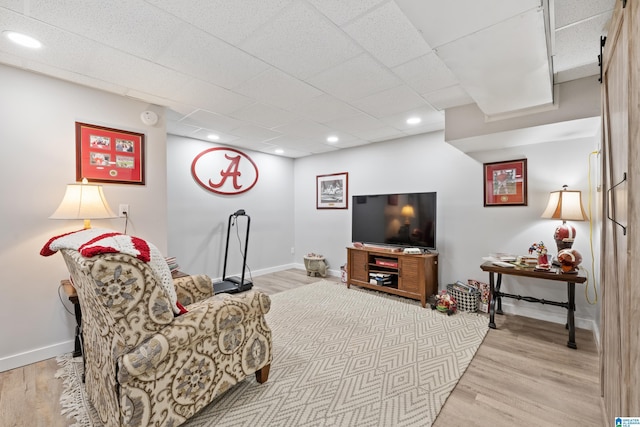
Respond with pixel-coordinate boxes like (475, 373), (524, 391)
(191, 147), (259, 195)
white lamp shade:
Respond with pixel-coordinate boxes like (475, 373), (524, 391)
(541, 189), (587, 221)
(50, 181), (116, 220)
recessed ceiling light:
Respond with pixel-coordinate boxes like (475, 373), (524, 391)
(406, 117), (422, 125)
(327, 136), (339, 143)
(4, 31), (42, 49)
(207, 134), (220, 140)
(275, 148), (284, 154)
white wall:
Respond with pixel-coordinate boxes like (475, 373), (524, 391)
(0, 63), (602, 372)
(294, 131), (601, 331)
(0, 65), (168, 371)
(166, 135), (296, 281)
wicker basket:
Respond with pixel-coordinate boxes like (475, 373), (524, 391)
(446, 283), (480, 312)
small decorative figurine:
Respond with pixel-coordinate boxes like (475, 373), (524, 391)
(529, 241), (550, 269)
(431, 290), (457, 315)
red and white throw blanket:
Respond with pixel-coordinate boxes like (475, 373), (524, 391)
(41, 228), (186, 314)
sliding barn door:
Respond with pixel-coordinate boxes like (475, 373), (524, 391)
(600, 0), (640, 420)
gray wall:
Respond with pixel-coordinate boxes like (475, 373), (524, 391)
(0, 65), (168, 371)
(166, 135), (296, 280)
(0, 62), (602, 372)
(293, 131), (600, 333)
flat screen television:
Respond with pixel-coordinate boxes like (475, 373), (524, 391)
(352, 192), (437, 251)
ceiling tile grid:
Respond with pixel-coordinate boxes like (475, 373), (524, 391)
(239, 1), (363, 80)
(0, 0), (614, 157)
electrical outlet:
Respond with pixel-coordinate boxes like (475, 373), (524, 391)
(119, 204), (129, 217)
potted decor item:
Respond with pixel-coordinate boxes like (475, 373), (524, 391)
(304, 253), (327, 277)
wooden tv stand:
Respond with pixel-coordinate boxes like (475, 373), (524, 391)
(346, 246), (438, 307)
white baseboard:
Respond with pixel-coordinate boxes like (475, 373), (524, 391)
(0, 340), (74, 373)
(498, 301), (596, 331)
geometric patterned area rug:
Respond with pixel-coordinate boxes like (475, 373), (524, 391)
(56, 280), (488, 427)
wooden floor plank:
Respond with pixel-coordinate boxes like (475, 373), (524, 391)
(0, 269), (603, 426)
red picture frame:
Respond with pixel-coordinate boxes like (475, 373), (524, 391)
(483, 159), (527, 206)
(76, 122), (145, 185)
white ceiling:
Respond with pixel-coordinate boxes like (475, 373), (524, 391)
(0, 0), (614, 158)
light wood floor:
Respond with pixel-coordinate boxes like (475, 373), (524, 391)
(0, 269), (603, 426)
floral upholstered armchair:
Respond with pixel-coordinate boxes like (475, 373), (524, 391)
(42, 230), (272, 427)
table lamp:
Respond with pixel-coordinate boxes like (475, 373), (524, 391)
(49, 178), (116, 228)
(540, 185), (588, 253)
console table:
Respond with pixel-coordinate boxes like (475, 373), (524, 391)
(347, 246), (438, 307)
(480, 262), (587, 349)
(61, 279), (83, 358)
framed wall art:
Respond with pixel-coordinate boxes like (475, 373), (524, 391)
(76, 122), (145, 185)
(316, 172), (348, 209)
(483, 159), (527, 206)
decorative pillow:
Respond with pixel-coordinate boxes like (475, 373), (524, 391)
(41, 228), (187, 315)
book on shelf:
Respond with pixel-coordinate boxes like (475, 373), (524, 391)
(369, 272), (393, 286)
(374, 258), (398, 268)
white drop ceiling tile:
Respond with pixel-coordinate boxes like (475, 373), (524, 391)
(147, 0), (294, 45)
(349, 126), (403, 141)
(165, 108), (191, 122)
(343, 1), (431, 68)
(403, 121), (446, 136)
(155, 26), (268, 90)
(181, 110), (243, 133)
(229, 103), (300, 129)
(352, 85), (430, 118)
(380, 108), (444, 131)
(307, 54), (402, 102)
(392, 53), (458, 95)
(396, 0), (540, 48)
(0, 10), (98, 75)
(333, 138), (372, 149)
(28, 0), (184, 60)
(240, 1), (362, 79)
(234, 68), (323, 110)
(167, 122), (239, 144)
(229, 124), (282, 141)
(307, 0), (385, 26)
(295, 94), (362, 123)
(422, 85), (474, 111)
(86, 49), (193, 100)
(266, 146), (311, 158)
(166, 120), (201, 137)
(553, 13), (611, 72)
(436, 9), (552, 115)
(266, 135), (307, 148)
(174, 79), (254, 115)
(324, 113), (386, 133)
(369, 129), (408, 142)
(554, 0), (614, 29)
(272, 119), (333, 139)
(215, 138), (259, 150)
(163, 104), (198, 119)
(314, 131), (359, 145)
(0, 1), (22, 12)
(302, 143), (341, 154)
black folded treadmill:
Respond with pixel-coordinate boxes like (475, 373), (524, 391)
(213, 209), (253, 294)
